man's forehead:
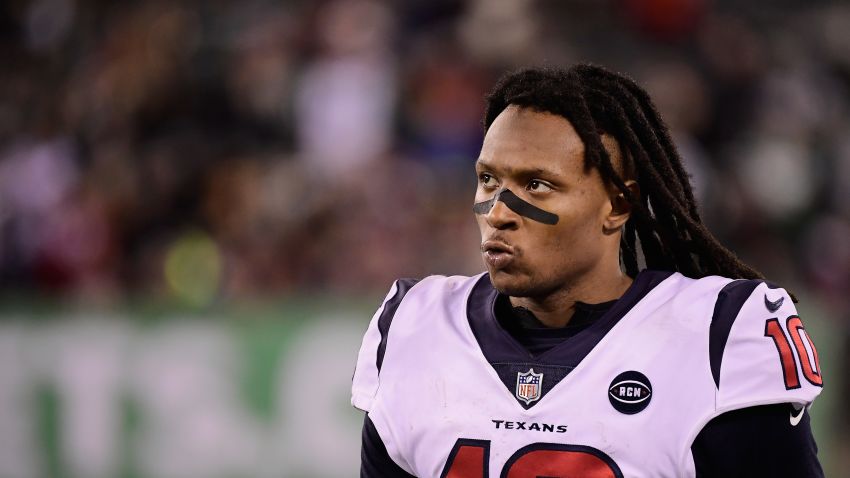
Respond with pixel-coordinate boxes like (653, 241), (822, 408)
(478, 107), (629, 179)
(475, 157), (558, 177)
(478, 107), (587, 174)
(485, 106), (585, 150)
(475, 134), (583, 177)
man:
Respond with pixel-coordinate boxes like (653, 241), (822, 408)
(352, 65), (824, 477)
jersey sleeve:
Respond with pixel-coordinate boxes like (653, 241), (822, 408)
(691, 403), (824, 477)
(351, 279), (419, 412)
(713, 281), (823, 413)
(361, 414), (418, 477)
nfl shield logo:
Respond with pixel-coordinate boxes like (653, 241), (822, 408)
(516, 368), (543, 405)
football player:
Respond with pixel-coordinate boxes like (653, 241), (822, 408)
(352, 65), (824, 477)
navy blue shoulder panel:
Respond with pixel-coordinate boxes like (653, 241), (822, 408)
(361, 414), (416, 477)
(709, 279), (763, 389)
(376, 278), (420, 372)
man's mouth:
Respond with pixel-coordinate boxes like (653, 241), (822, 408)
(481, 240), (515, 269)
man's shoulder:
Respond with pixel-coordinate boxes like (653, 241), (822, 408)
(656, 270), (735, 296)
(351, 272), (487, 413)
(648, 271), (800, 338)
(379, 273), (488, 305)
(650, 271), (791, 313)
(628, 271), (733, 324)
(679, 274), (823, 411)
(396, 272), (488, 290)
(637, 271), (822, 411)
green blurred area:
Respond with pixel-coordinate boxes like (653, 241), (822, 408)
(1, 299), (376, 478)
(794, 303), (841, 476)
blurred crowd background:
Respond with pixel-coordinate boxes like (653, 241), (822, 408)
(2, 0), (850, 305)
(1, 0), (849, 476)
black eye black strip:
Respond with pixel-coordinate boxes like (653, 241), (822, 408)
(472, 189), (559, 225)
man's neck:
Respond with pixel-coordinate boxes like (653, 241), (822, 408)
(508, 271), (634, 328)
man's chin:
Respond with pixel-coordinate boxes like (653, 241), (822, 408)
(487, 269), (535, 297)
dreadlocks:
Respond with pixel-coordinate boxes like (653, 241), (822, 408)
(483, 64), (765, 284)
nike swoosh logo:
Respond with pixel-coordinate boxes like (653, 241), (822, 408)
(790, 406), (805, 426)
(765, 294), (784, 312)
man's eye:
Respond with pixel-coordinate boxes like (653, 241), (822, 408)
(479, 173), (498, 187)
(528, 179), (553, 192)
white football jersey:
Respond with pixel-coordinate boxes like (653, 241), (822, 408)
(351, 270), (823, 477)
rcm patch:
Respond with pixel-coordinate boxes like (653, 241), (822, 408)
(608, 371), (652, 414)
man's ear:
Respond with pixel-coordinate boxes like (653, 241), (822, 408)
(604, 180), (639, 232)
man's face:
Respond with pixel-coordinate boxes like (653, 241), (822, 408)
(475, 105), (620, 298)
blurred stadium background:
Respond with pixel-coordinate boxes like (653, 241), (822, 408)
(0, 0), (848, 476)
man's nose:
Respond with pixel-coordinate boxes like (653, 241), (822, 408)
(485, 199), (520, 230)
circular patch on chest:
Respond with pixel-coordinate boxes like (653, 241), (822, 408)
(608, 371), (652, 414)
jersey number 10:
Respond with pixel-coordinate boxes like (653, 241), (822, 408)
(764, 315), (823, 389)
(440, 440), (623, 478)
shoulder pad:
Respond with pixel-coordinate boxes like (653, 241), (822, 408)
(351, 278), (419, 412)
(712, 280), (823, 412)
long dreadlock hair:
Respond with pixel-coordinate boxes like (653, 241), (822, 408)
(483, 64), (766, 284)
